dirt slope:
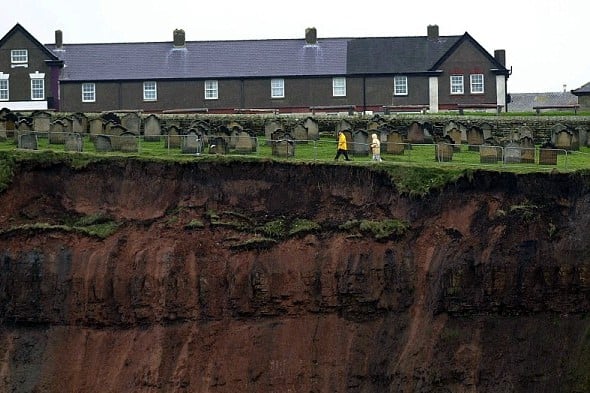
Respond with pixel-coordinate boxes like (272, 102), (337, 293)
(0, 158), (589, 392)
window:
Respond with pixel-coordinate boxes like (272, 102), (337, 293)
(143, 81), (157, 101)
(450, 75), (464, 94)
(0, 73), (8, 101)
(204, 80), (218, 100)
(82, 83), (96, 102)
(11, 49), (28, 64)
(271, 79), (284, 98)
(394, 76), (408, 96)
(470, 74), (484, 94)
(30, 72), (45, 100)
(332, 77), (346, 97)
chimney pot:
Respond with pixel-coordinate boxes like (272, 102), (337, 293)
(305, 27), (317, 45)
(427, 25), (439, 40)
(55, 30), (63, 49)
(173, 29), (186, 47)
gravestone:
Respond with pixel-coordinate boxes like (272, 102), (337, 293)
(466, 126), (484, 151)
(235, 130), (257, 153)
(72, 112), (88, 133)
(32, 111), (51, 133)
(539, 142), (558, 165)
(519, 136), (535, 163)
(435, 136), (454, 162)
(385, 131), (404, 155)
(49, 120), (67, 144)
(17, 120), (32, 132)
(518, 126), (534, 141)
(18, 133), (38, 150)
(0, 127), (6, 142)
(94, 135), (113, 152)
(554, 129), (573, 151)
(407, 122), (425, 144)
(104, 120), (117, 134)
(181, 132), (201, 154)
(264, 119), (282, 141)
(352, 129), (369, 156)
(165, 125), (182, 149)
(447, 128), (462, 152)
(58, 117), (73, 133)
(504, 141), (521, 164)
(64, 133), (83, 152)
(302, 117), (319, 140)
(271, 132), (295, 157)
(118, 132), (138, 153)
(121, 112), (141, 135)
(89, 118), (104, 136)
(143, 114), (162, 142)
(335, 119), (353, 137)
(576, 126), (589, 147)
(480, 122), (493, 140)
(109, 124), (127, 150)
(571, 128), (580, 151)
(479, 144), (502, 164)
(292, 124), (308, 143)
(208, 136), (228, 154)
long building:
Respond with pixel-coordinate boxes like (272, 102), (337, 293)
(0, 23), (511, 114)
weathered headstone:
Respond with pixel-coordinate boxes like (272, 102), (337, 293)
(271, 132), (295, 157)
(49, 120), (67, 144)
(118, 132), (138, 153)
(17, 120), (32, 132)
(539, 142), (558, 165)
(264, 119), (282, 141)
(109, 124), (127, 150)
(407, 122), (425, 144)
(479, 144), (502, 164)
(352, 129), (369, 156)
(208, 136), (228, 154)
(435, 136), (454, 162)
(64, 133), (83, 152)
(292, 124), (308, 143)
(18, 133), (38, 150)
(467, 126), (484, 151)
(165, 125), (181, 149)
(121, 112), (141, 135)
(385, 131), (404, 155)
(447, 128), (462, 152)
(72, 112), (88, 133)
(32, 111), (51, 133)
(93, 135), (112, 152)
(143, 114), (161, 142)
(89, 118), (104, 136)
(181, 132), (201, 154)
(554, 129), (573, 151)
(519, 136), (535, 163)
(504, 141), (521, 164)
(302, 117), (319, 140)
(235, 130), (257, 153)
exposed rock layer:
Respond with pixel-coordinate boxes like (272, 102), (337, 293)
(0, 159), (589, 392)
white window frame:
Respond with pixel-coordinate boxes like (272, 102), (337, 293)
(332, 77), (346, 97)
(30, 72), (45, 100)
(204, 80), (218, 100)
(470, 74), (484, 94)
(450, 75), (464, 95)
(271, 78), (284, 98)
(394, 76), (408, 96)
(11, 49), (28, 64)
(82, 83), (96, 102)
(0, 73), (9, 101)
(143, 81), (157, 101)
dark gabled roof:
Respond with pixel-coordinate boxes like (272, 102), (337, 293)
(572, 82), (590, 95)
(48, 39), (349, 81)
(0, 23), (61, 62)
(347, 35), (462, 74)
(430, 32), (508, 73)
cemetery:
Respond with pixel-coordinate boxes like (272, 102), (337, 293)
(1, 108), (590, 171)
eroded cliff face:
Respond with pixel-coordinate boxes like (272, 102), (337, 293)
(1, 159), (590, 393)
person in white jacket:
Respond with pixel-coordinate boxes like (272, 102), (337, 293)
(369, 133), (382, 162)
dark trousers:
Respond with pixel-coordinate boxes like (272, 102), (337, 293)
(334, 149), (350, 160)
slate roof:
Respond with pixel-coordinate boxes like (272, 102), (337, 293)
(47, 39), (349, 82)
(508, 92), (578, 112)
(572, 82), (590, 95)
(346, 35), (462, 74)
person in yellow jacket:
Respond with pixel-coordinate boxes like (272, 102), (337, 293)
(334, 130), (351, 161)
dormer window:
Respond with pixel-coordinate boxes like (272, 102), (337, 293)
(11, 49), (28, 67)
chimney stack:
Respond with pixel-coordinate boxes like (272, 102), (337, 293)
(305, 27), (317, 45)
(55, 30), (63, 49)
(427, 25), (439, 40)
(494, 49), (506, 67)
(173, 29), (186, 48)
